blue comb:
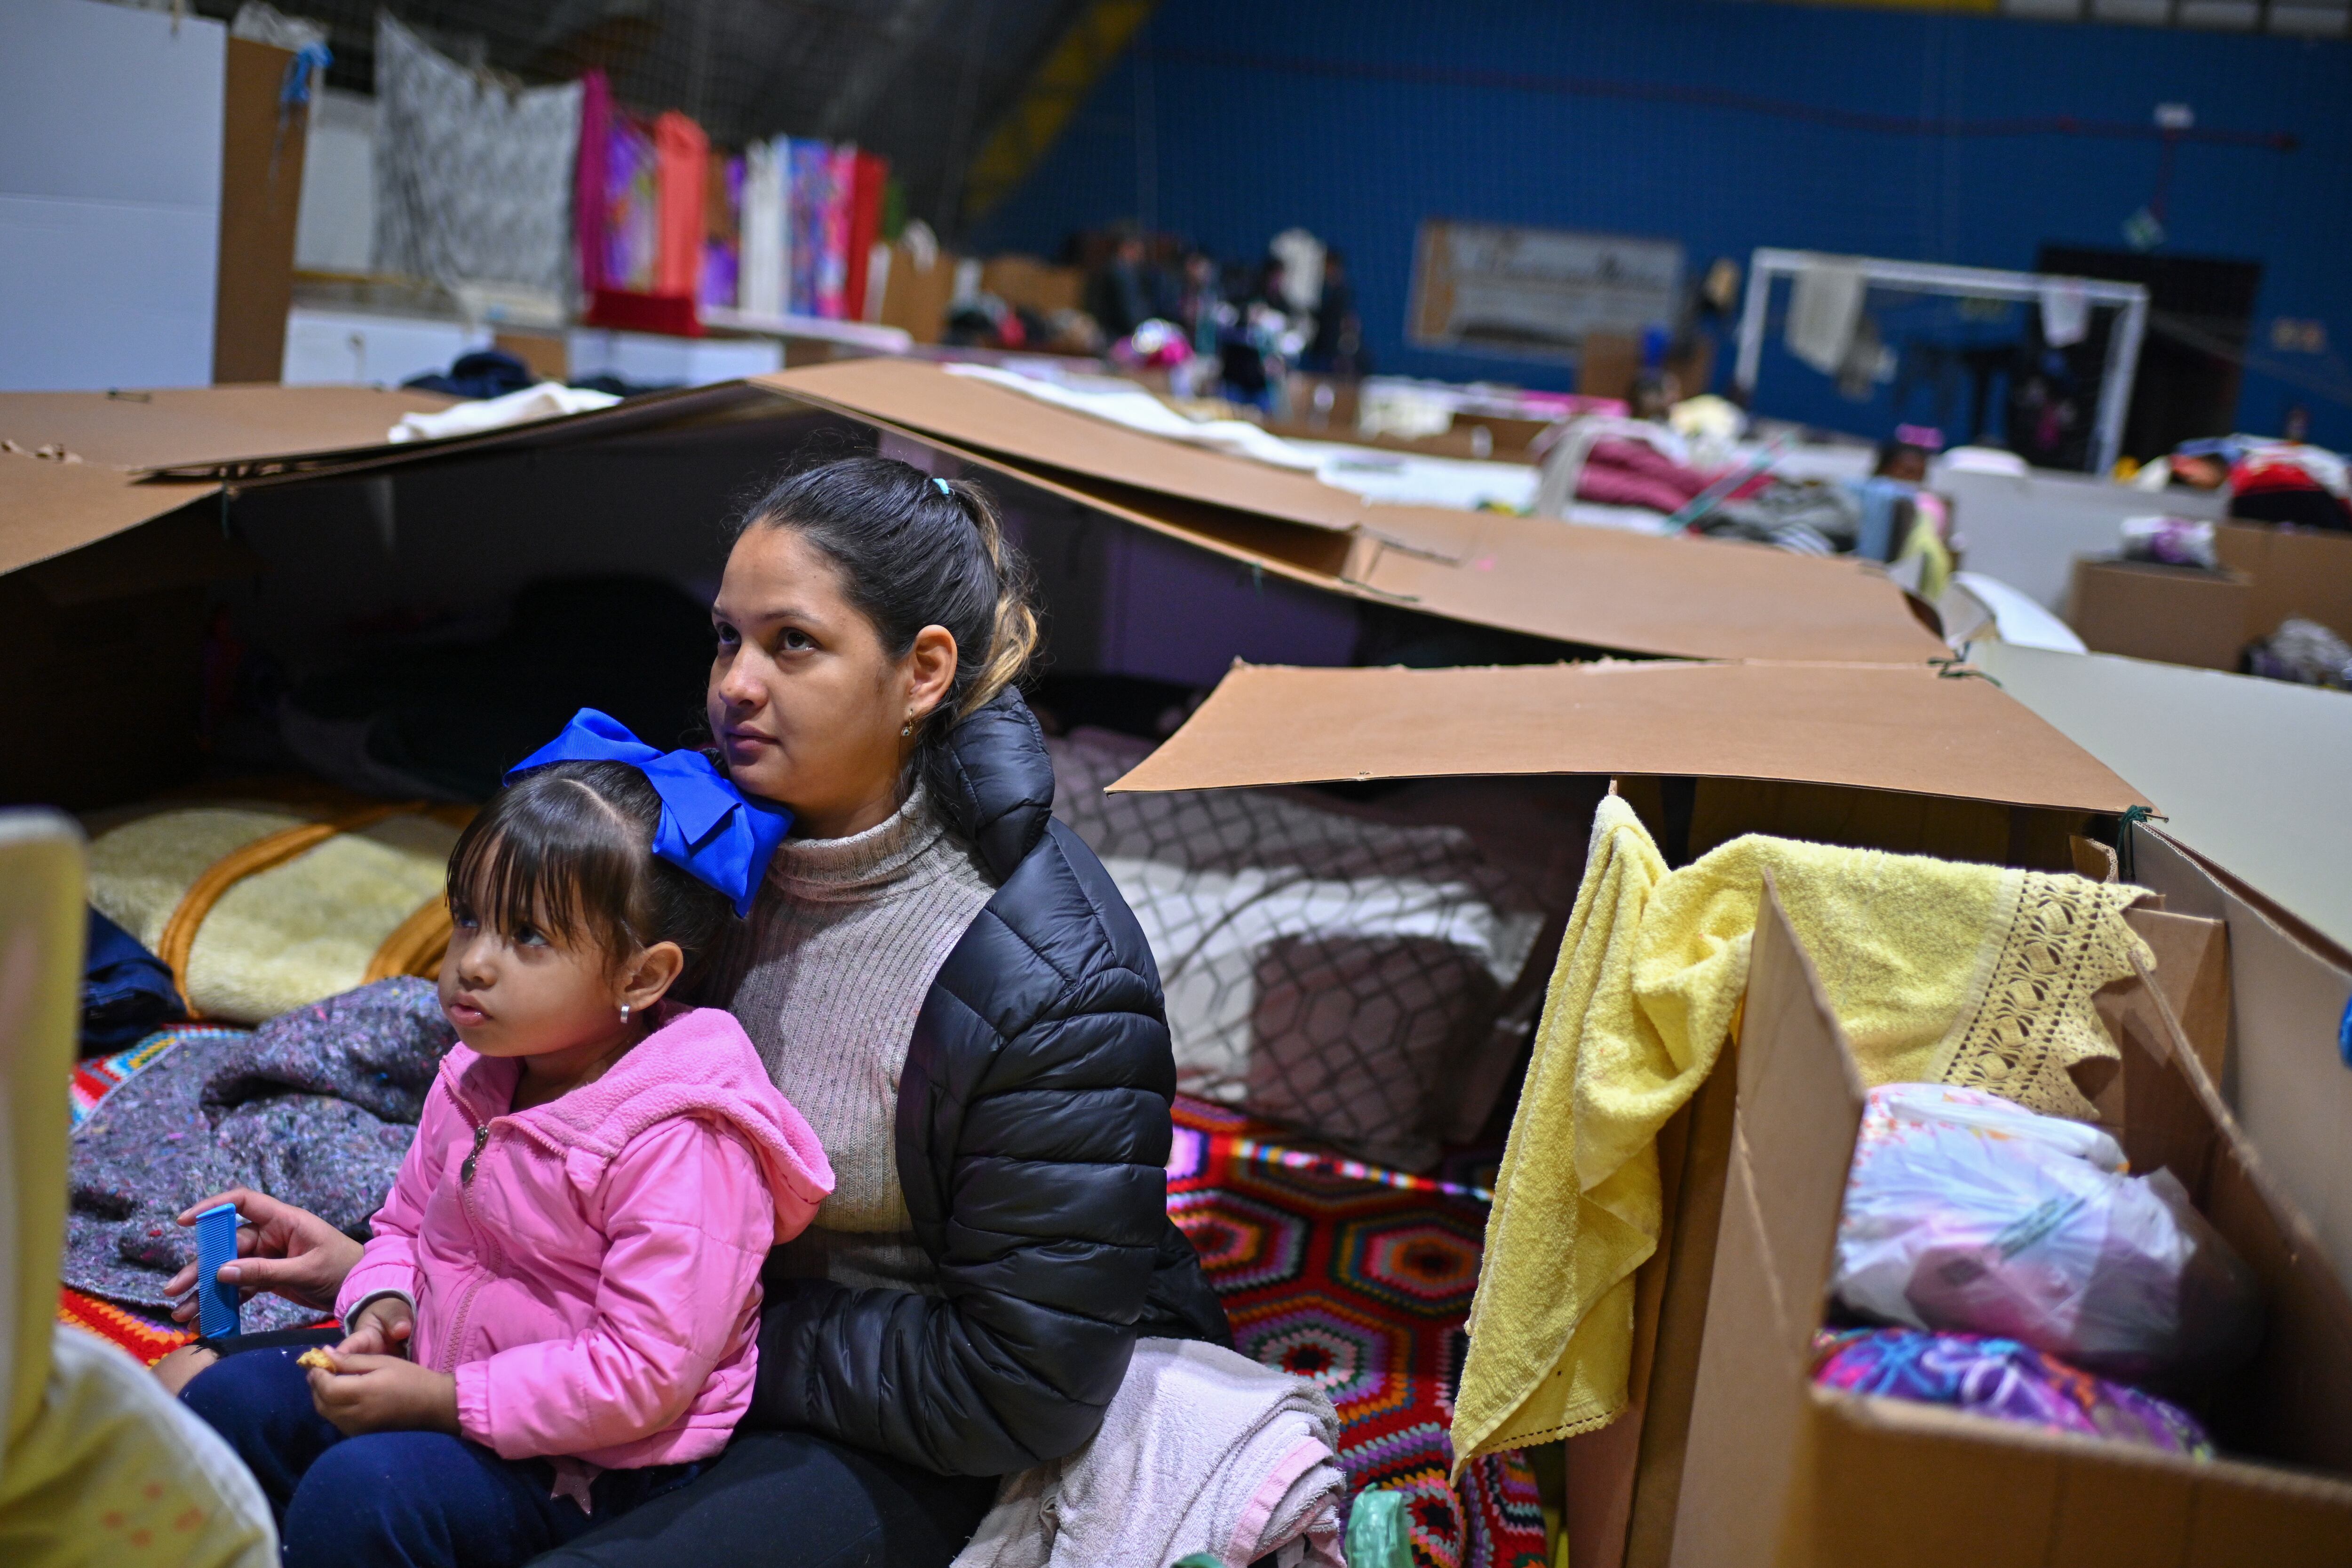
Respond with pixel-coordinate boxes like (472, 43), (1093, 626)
(195, 1203), (241, 1339)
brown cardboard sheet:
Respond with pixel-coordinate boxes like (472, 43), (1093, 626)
(1348, 511), (1946, 662)
(761, 359), (1947, 664)
(1107, 661), (2149, 814)
(764, 358), (1375, 531)
(0, 385), (455, 472)
(0, 455), (218, 578)
(2, 365), (1942, 666)
(139, 379), (788, 483)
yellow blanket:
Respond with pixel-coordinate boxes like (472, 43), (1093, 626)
(1451, 798), (2150, 1472)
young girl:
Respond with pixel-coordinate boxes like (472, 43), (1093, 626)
(174, 709), (833, 1568)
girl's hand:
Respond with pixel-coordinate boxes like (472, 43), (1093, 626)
(304, 1352), (458, 1437)
(162, 1188), (364, 1321)
(337, 1296), (416, 1359)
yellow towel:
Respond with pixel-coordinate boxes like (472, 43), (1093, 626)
(1451, 800), (2152, 1473)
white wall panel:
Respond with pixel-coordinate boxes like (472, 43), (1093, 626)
(0, 0), (223, 390)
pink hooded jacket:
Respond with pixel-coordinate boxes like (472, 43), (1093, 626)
(335, 1007), (832, 1469)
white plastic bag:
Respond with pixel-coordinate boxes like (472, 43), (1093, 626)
(1834, 1084), (2259, 1383)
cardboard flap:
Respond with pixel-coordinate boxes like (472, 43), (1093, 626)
(2132, 826), (2352, 1304)
(765, 358), (1373, 531)
(763, 359), (1946, 664)
(2109, 940), (2352, 1479)
(1668, 883), (1867, 1568)
(1109, 661), (2151, 814)
(0, 381), (799, 489)
(1737, 880), (1870, 1347)
(0, 455), (218, 578)
(0, 385), (455, 473)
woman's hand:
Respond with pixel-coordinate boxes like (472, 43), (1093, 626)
(336, 1296), (415, 1359)
(162, 1187), (363, 1322)
(304, 1352), (458, 1437)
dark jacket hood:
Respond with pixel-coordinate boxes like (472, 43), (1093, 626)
(932, 688), (1055, 882)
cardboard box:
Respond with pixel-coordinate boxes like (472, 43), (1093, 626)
(2066, 557), (2253, 670)
(877, 238), (957, 345)
(1668, 884), (2352, 1567)
(979, 255), (1084, 318)
(2213, 521), (2352, 643)
(1112, 660), (2352, 1568)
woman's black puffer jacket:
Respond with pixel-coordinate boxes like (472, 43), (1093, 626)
(747, 690), (1231, 1475)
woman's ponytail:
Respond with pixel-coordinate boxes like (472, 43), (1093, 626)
(938, 479), (1041, 719)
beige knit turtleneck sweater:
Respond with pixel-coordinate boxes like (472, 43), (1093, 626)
(727, 780), (995, 1293)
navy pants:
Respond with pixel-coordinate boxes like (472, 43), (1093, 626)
(181, 1344), (696, 1568)
(530, 1429), (998, 1568)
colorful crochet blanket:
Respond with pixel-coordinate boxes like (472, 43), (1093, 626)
(1171, 1096), (1545, 1568)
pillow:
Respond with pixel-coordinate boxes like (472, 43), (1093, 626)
(86, 801), (467, 1025)
(1049, 729), (1547, 1170)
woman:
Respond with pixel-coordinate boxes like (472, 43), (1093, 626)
(166, 456), (1229, 1567)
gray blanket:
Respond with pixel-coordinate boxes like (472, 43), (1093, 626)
(65, 978), (457, 1331)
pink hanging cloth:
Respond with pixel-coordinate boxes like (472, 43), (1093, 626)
(653, 111), (709, 302)
(573, 70), (611, 299)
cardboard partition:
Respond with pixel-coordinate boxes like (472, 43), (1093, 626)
(4, 367), (1947, 669)
(1666, 886), (2352, 1568)
(2214, 521), (2352, 643)
(2066, 557), (2254, 670)
(761, 358), (1948, 664)
(213, 38), (306, 384)
(2132, 825), (2352, 1302)
(1107, 662), (2148, 817)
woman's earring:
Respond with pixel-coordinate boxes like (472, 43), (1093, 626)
(619, 1002), (632, 1028)
(901, 711), (914, 739)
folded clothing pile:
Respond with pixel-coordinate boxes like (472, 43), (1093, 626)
(1827, 1083), (2261, 1446)
(64, 979), (456, 1331)
(1812, 1327), (2212, 1457)
(80, 907), (181, 1053)
(953, 1337), (1345, 1568)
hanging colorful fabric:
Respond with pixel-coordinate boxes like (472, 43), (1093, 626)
(653, 111), (709, 301)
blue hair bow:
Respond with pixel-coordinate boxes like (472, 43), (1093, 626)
(506, 709), (790, 917)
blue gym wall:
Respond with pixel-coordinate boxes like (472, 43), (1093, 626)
(974, 0), (2352, 451)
